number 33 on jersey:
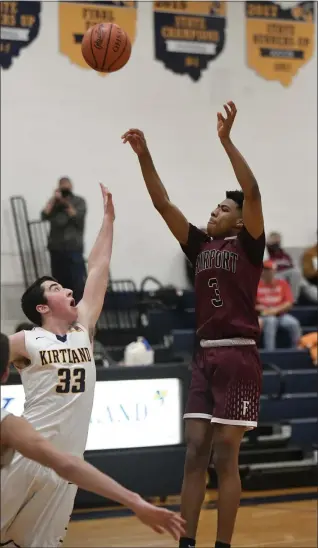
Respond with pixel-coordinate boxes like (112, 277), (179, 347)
(19, 325), (96, 455)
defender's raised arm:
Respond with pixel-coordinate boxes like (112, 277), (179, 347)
(77, 184), (114, 332)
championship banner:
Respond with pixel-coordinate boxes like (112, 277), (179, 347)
(246, 1), (315, 87)
(59, 1), (137, 74)
(153, 1), (227, 82)
(0, 1), (41, 70)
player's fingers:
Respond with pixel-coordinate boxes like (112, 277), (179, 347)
(217, 112), (225, 123)
(228, 100), (237, 114)
(223, 104), (231, 118)
(164, 521), (181, 540)
(151, 524), (165, 534)
(128, 128), (144, 137)
(171, 514), (186, 527)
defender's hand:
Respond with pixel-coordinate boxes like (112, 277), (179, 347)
(121, 129), (147, 157)
(217, 101), (237, 140)
(132, 498), (186, 540)
(100, 183), (115, 220)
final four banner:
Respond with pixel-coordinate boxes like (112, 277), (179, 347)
(153, 1), (227, 82)
(246, 1), (315, 87)
(0, 1), (41, 69)
(59, 1), (137, 73)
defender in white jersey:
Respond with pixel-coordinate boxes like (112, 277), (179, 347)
(1, 184), (114, 547)
(0, 333), (185, 543)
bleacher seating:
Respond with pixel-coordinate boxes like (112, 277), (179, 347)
(95, 285), (317, 489)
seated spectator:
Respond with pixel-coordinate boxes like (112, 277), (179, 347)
(267, 231), (317, 303)
(302, 239), (318, 287)
(256, 261), (301, 351)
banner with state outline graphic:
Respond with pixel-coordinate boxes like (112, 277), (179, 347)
(246, 1), (315, 87)
(153, 1), (227, 82)
(0, 1), (42, 69)
(59, 1), (137, 75)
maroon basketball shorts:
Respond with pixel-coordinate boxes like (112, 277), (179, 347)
(184, 342), (262, 429)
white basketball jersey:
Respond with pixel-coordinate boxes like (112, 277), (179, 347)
(0, 409), (15, 468)
(21, 324), (96, 456)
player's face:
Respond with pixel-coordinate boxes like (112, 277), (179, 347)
(39, 281), (78, 323)
(207, 199), (243, 238)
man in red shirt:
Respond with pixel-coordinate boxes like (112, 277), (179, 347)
(257, 261), (301, 350)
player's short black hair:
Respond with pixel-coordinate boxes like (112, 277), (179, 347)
(226, 190), (244, 210)
(21, 276), (57, 326)
(0, 332), (9, 379)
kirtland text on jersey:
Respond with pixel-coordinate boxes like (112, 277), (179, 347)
(39, 347), (92, 366)
(195, 249), (239, 275)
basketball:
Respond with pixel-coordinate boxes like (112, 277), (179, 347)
(81, 23), (131, 73)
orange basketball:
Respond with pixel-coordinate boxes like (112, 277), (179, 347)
(81, 23), (131, 73)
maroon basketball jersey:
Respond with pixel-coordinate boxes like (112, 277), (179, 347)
(181, 224), (265, 341)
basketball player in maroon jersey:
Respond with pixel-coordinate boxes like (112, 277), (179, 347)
(122, 101), (265, 548)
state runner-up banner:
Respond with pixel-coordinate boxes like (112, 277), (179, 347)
(153, 1), (227, 82)
(59, 1), (137, 75)
(245, 1), (315, 87)
(0, 1), (42, 69)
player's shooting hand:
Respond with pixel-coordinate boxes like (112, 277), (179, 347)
(121, 129), (147, 157)
(100, 183), (115, 220)
(54, 190), (62, 201)
(132, 499), (186, 540)
(217, 101), (237, 140)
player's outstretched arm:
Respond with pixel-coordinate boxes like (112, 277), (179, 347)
(217, 102), (264, 239)
(1, 414), (185, 540)
(122, 129), (189, 245)
(77, 184), (114, 332)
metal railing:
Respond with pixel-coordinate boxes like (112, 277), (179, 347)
(10, 196), (50, 289)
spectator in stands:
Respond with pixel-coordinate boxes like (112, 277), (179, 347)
(41, 177), (87, 304)
(267, 231), (317, 303)
(302, 239), (318, 287)
(256, 261), (301, 351)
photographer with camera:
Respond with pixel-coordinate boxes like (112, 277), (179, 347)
(41, 177), (87, 303)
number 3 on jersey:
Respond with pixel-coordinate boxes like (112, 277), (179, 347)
(56, 368), (86, 394)
(208, 278), (223, 307)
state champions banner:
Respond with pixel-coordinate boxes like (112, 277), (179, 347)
(0, 1), (42, 69)
(59, 1), (137, 74)
(246, 1), (315, 87)
(153, 1), (227, 82)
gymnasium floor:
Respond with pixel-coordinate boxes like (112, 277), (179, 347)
(65, 488), (317, 547)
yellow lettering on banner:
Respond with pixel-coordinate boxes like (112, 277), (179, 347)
(0, 43), (11, 53)
(21, 15), (36, 28)
(1, 2), (18, 15)
(185, 55), (199, 67)
(175, 16), (206, 30)
(1, 13), (16, 25)
(247, 3), (278, 18)
(155, 2), (187, 11)
(154, 1), (226, 17)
